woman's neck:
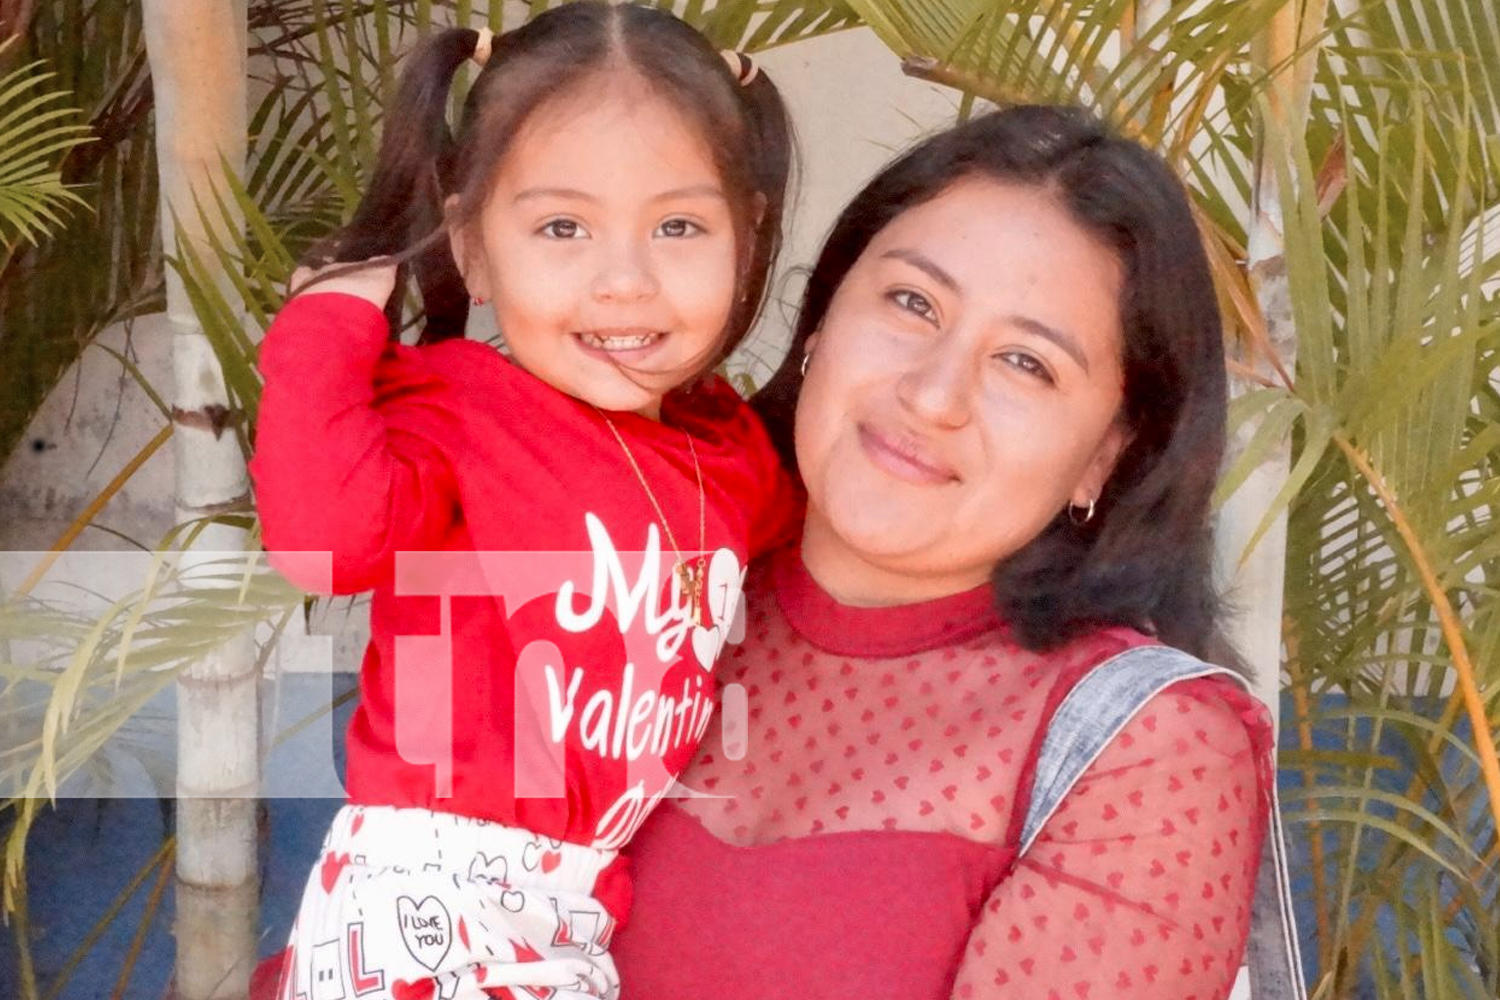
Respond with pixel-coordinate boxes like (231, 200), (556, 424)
(797, 511), (993, 608)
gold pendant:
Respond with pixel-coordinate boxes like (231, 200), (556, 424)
(675, 560), (702, 624)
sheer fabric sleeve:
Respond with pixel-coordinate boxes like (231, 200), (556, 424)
(951, 677), (1272, 1000)
(250, 292), (461, 595)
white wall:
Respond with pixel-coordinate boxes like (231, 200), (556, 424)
(739, 30), (959, 382)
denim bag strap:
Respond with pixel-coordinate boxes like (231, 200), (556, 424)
(1018, 645), (1307, 1000)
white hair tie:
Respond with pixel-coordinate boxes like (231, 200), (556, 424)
(472, 27), (495, 66)
(719, 49), (759, 86)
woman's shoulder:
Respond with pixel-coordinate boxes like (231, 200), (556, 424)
(1034, 630), (1272, 761)
(1063, 635), (1272, 764)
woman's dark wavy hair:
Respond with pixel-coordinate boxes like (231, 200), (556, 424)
(307, 1), (792, 369)
(755, 105), (1241, 671)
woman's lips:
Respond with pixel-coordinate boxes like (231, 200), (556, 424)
(857, 423), (958, 485)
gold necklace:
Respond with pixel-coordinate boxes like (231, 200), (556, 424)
(595, 408), (707, 625)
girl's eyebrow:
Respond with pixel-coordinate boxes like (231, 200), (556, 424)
(649, 184), (727, 203)
(514, 187), (597, 204)
(512, 185), (727, 204)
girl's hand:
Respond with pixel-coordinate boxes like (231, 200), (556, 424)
(289, 259), (398, 310)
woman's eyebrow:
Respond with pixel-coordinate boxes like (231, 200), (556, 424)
(882, 247), (1092, 373)
(880, 248), (960, 293)
(1010, 315), (1090, 373)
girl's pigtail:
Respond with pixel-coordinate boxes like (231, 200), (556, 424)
(725, 69), (794, 354)
(309, 27), (483, 340)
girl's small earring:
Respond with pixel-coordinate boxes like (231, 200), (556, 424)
(1068, 497), (1096, 525)
(472, 296), (486, 306)
(800, 350), (812, 378)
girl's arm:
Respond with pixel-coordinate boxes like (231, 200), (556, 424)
(250, 265), (460, 595)
(950, 677), (1272, 1000)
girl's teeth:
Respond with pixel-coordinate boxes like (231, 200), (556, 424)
(582, 332), (658, 350)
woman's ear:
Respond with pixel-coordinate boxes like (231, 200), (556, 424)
(446, 196), (491, 301)
(1073, 420), (1133, 509)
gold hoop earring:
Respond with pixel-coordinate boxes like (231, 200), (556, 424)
(1068, 498), (1096, 525)
(800, 351), (812, 378)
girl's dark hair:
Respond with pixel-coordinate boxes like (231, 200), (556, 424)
(313, 1), (792, 365)
(756, 105), (1240, 670)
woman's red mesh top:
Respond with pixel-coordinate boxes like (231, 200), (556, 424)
(613, 546), (1273, 999)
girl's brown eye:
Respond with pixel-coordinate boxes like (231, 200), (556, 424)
(540, 219), (584, 239)
(655, 218), (703, 238)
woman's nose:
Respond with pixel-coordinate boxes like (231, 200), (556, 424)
(591, 241), (660, 302)
(895, 339), (975, 429)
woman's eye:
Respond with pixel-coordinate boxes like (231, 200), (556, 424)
(997, 350), (1056, 385)
(656, 218), (702, 238)
(890, 289), (937, 321)
(539, 219), (585, 239)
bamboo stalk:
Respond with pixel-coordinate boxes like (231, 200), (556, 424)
(1217, 10), (1326, 990)
(1220, 2), (1303, 691)
(139, 2), (257, 998)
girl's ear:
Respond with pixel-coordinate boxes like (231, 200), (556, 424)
(446, 196), (492, 300)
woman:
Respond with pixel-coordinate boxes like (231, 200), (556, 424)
(611, 105), (1282, 999)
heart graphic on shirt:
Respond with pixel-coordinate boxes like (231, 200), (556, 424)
(706, 549), (745, 632)
(467, 853), (508, 886)
(539, 850), (562, 874)
(350, 811), (365, 836)
(500, 890), (526, 912)
(690, 624), (722, 671)
(396, 895), (453, 972)
(319, 851), (350, 894)
(392, 978), (436, 1000)
(689, 548), (746, 670)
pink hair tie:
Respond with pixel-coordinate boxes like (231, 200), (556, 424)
(719, 49), (759, 86)
(472, 27), (495, 66)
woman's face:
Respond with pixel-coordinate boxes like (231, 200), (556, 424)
(795, 176), (1133, 605)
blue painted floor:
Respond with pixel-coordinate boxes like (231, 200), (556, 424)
(2, 674), (356, 999)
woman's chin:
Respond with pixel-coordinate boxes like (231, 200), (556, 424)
(820, 497), (943, 563)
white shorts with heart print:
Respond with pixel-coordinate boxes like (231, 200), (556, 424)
(275, 805), (621, 1000)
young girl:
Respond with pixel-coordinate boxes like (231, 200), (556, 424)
(249, 6), (794, 999)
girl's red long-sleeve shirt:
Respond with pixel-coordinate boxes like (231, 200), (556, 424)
(249, 293), (795, 914)
(613, 549), (1274, 998)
